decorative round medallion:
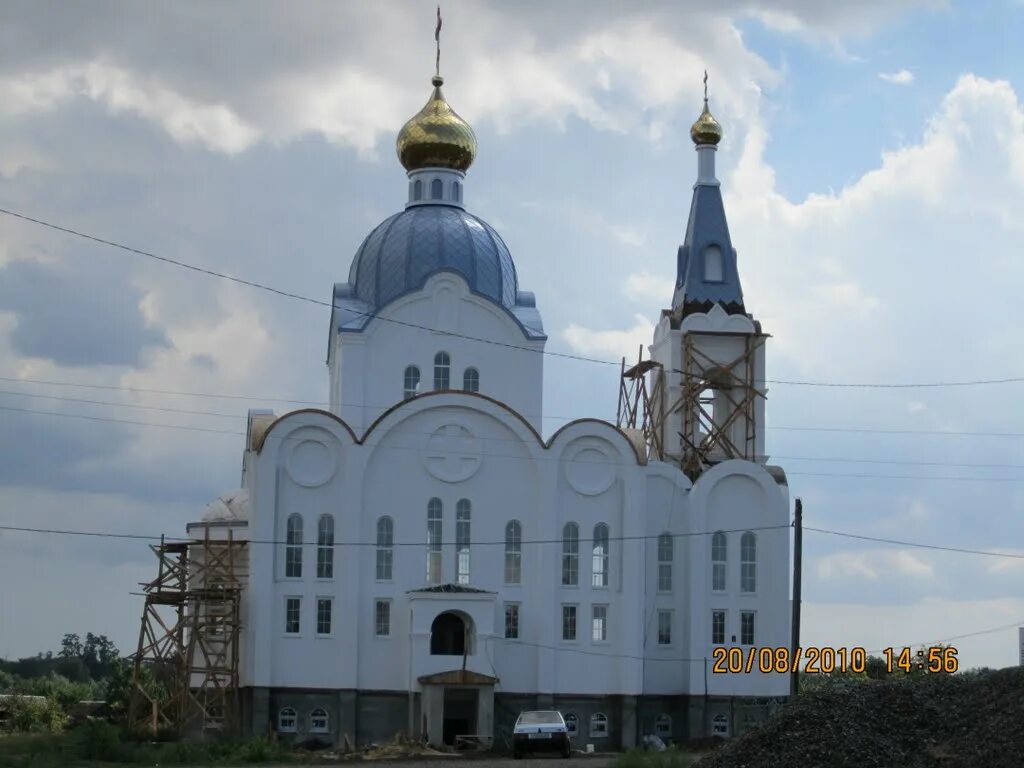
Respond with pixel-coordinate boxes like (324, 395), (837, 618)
(422, 423), (482, 483)
(286, 439), (338, 488)
(565, 446), (616, 496)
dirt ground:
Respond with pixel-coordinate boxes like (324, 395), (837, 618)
(221, 757), (618, 768)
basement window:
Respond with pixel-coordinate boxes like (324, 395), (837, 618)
(278, 707), (297, 733)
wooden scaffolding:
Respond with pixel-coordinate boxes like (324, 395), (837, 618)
(617, 332), (768, 480)
(128, 527), (245, 737)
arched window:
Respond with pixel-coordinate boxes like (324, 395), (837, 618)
(316, 514), (334, 579)
(456, 499), (471, 584)
(413, 179), (423, 201)
(657, 533), (673, 592)
(431, 611), (468, 655)
(431, 178), (443, 200)
(427, 498), (443, 584)
(711, 531), (727, 592)
(309, 707), (329, 734)
(463, 367), (480, 393)
(741, 532), (756, 593)
(504, 520), (522, 584)
(564, 712), (579, 736)
(403, 365), (420, 400)
(704, 245), (723, 282)
(278, 707), (297, 733)
(589, 713), (609, 738)
(592, 523), (609, 587)
(285, 514), (303, 578)
(433, 352), (451, 390)
(712, 713), (729, 737)
(655, 714), (672, 738)
(561, 522), (579, 586)
(452, 180), (461, 202)
(376, 516), (394, 581)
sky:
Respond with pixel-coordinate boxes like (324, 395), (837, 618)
(0, 0), (1023, 671)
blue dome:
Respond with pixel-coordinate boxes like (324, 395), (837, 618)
(348, 205), (519, 311)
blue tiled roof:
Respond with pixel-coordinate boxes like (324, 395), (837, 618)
(672, 183), (745, 316)
(330, 205), (546, 343)
(348, 205), (518, 310)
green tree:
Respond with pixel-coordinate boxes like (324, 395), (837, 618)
(59, 632), (83, 659)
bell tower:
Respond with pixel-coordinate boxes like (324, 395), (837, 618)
(618, 75), (768, 479)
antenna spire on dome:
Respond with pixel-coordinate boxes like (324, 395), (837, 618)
(435, 6), (442, 80)
(691, 69), (722, 146)
(395, 8), (477, 174)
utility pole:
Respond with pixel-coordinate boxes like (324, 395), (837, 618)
(790, 498), (803, 695)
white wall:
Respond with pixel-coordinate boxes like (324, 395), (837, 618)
(329, 272), (545, 435)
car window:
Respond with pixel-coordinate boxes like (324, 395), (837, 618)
(518, 711), (562, 725)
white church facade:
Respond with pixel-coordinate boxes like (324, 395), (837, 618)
(189, 66), (792, 748)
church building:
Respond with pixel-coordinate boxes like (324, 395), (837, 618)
(188, 61), (792, 749)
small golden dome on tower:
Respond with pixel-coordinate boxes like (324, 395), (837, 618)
(690, 100), (722, 146)
(396, 75), (478, 173)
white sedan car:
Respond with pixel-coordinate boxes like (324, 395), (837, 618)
(512, 710), (572, 759)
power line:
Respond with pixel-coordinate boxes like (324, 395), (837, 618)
(866, 620), (1024, 657)
(4, 521), (1023, 561)
(775, 455), (1024, 470)
(0, 522), (791, 548)
(7, 389), (1024, 470)
(0, 207), (592, 364)
(805, 527), (1024, 559)
(772, 425), (1024, 438)
(772, 377), (1024, 389)
(7, 403), (1024, 482)
(6, 374), (1024, 439)
(5, 206), (1024, 390)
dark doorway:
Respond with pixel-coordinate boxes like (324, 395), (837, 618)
(431, 612), (466, 655)
(442, 688), (478, 745)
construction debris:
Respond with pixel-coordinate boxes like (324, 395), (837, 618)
(344, 733), (460, 760)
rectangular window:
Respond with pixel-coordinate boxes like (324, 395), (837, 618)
(712, 562), (726, 592)
(376, 548), (393, 581)
(285, 545), (302, 578)
(562, 538), (578, 586)
(317, 545), (333, 579)
(504, 603), (520, 640)
(741, 562), (756, 593)
(456, 503), (471, 585)
(427, 500), (443, 585)
(561, 605), (577, 641)
(657, 610), (672, 645)
(316, 598), (332, 635)
(711, 610), (725, 645)
(591, 604), (608, 643)
(741, 611), (755, 646)
(285, 597), (301, 635)
(375, 600), (391, 637)
(658, 563), (672, 592)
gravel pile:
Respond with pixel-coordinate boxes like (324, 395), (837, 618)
(699, 666), (1024, 768)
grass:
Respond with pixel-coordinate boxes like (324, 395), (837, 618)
(0, 729), (306, 767)
(612, 746), (704, 768)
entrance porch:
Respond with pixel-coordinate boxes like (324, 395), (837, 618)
(419, 669), (498, 748)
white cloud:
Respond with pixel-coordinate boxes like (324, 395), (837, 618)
(0, 63), (259, 154)
(562, 314), (655, 360)
(816, 548), (935, 582)
(622, 271), (673, 304)
(879, 69), (916, 85)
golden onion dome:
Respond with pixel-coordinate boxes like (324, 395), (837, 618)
(396, 75), (477, 172)
(690, 99), (723, 146)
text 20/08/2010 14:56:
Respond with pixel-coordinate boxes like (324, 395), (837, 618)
(711, 646), (959, 674)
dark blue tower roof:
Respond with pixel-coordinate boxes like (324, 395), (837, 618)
(672, 182), (745, 318)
